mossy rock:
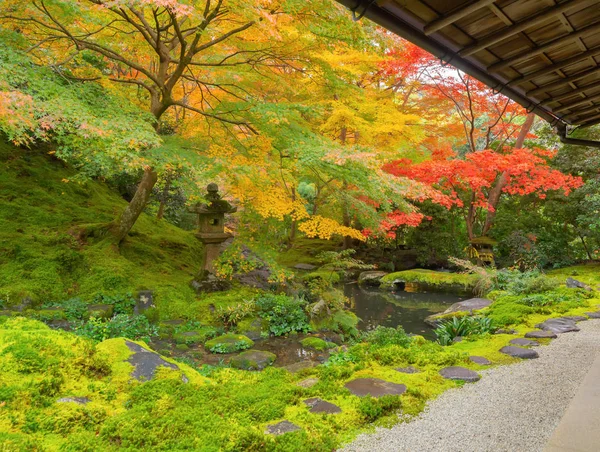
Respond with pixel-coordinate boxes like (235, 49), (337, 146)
(379, 269), (477, 294)
(310, 309), (359, 336)
(173, 326), (217, 345)
(175, 344), (189, 351)
(33, 308), (66, 321)
(86, 304), (114, 319)
(302, 269), (341, 285)
(235, 317), (268, 340)
(205, 333), (254, 354)
(300, 337), (336, 351)
(230, 349), (276, 370)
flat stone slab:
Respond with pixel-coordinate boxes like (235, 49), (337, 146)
(297, 377), (319, 388)
(395, 366), (420, 374)
(562, 315), (588, 322)
(57, 397), (90, 405)
(125, 340), (184, 381)
(265, 420), (301, 436)
(525, 330), (557, 339)
(230, 350), (276, 371)
(500, 346), (539, 359)
(439, 366), (480, 382)
(345, 378), (406, 398)
(284, 361), (318, 374)
(536, 318), (580, 334)
(294, 263), (317, 270)
(425, 298), (492, 327)
(510, 338), (540, 347)
(469, 356), (492, 365)
(566, 277), (593, 291)
(303, 397), (341, 414)
(585, 311), (600, 319)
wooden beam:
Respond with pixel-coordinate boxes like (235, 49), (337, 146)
(527, 66), (600, 97)
(488, 21), (600, 72)
(564, 104), (600, 120)
(424, 0), (496, 36)
(554, 91), (600, 113)
(510, 46), (600, 86)
(459, 0), (591, 57)
(580, 114), (600, 128)
(545, 79), (600, 104)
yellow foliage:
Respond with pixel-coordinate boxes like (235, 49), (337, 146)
(298, 215), (366, 241)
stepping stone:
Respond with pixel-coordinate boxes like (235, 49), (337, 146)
(265, 420), (301, 436)
(125, 340), (185, 382)
(303, 397), (341, 414)
(525, 330), (557, 339)
(469, 356), (491, 365)
(425, 298), (492, 327)
(500, 346), (539, 359)
(344, 378), (406, 398)
(439, 366), (480, 382)
(562, 315), (588, 322)
(294, 263), (317, 270)
(57, 397), (90, 405)
(284, 361), (318, 374)
(297, 377), (319, 388)
(566, 277), (592, 291)
(495, 328), (516, 335)
(536, 318), (580, 334)
(585, 311), (600, 319)
(510, 338), (539, 347)
(230, 350), (276, 371)
(395, 366), (420, 374)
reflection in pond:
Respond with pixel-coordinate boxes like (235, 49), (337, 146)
(344, 283), (466, 339)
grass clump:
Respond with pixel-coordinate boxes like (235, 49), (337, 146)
(434, 316), (495, 346)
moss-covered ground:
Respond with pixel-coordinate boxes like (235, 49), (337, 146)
(380, 269), (478, 292)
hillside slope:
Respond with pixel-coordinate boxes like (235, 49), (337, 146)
(0, 141), (202, 317)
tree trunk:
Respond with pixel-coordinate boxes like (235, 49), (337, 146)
(289, 187), (297, 243)
(156, 173), (172, 220)
(482, 113), (536, 236)
(579, 234), (593, 260)
(115, 167), (158, 244)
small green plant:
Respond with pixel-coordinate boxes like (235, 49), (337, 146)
(255, 294), (310, 336)
(215, 300), (255, 327)
(43, 297), (88, 321)
(92, 293), (136, 315)
(435, 316), (495, 346)
(362, 326), (412, 348)
(74, 314), (158, 343)
(357, 395), (402, 423)
(494, 269), (558, 295)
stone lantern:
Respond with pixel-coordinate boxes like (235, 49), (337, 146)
(189, 183), (237, 275)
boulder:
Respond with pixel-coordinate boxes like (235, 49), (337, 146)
(585, 311), (600, 319)
(395, 366), (420, 374)
(296, 377), (319, 388)
(87, 304), (113, 319)
(284, 361), (318, 374)
(294, 263), (317, 271)
(205, 334), (254, 354)
(230, 350), (276, 371)
(536, 317), (580, 334)
(562, 315), (588, 322)
(439, 366), (480, 382)
(344, 378), (406, 398)
(566, 277), (593, 291)
(357, 271), (388, 287)
(125, 340), (186, 382)
(265, 420), (301, 436)
(509, 338), (539, 347)
(303, 397), (341, 414)
(425, 298), (492, 327)
(469, 356), (491, 365)
(500, 346), (539, 359)
(134, 290), (155, 314)
(525, 330), (557, 339)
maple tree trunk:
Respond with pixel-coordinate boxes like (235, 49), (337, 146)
(156, 173), (172, 220)
(289, 187), (297, 243)
(579, 234), (593, 260)
(481, 113), (535, 236)
(115, 167), (158, 244)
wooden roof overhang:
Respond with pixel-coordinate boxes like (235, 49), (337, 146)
(336, 0), (600, 147)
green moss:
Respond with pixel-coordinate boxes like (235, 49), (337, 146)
(548, 263), (600, 287)
(302, 269), (341, 284)
(380, 269), (477, 293)
(175, 344), (189, 351)
(310, 309), (359, 336)
(173, 326), (217, 345)
(300, 337), (335, 351)
(277, 237), (340, 267)
(205, 333), (254, 354)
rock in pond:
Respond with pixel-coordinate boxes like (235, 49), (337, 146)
(536, 318), (580, 334)
(230, 350), (276, 371)
(525, 330), (557, 339)
(500, 346), (539, 359)
(357, 271), (388, 287)
(566, 277), (593, 291)
(57, 397), (90, 405)
(265, 420), (301, 436)
(345, 378), (406, 398)
(469, 356), (492, 365)
(439, 366), (480, 382)
(425, 298), (493, 327)
(205, 333), (254, 353)
(87, 304), (113, 319)
(509, 338), (539, 347)
(294, 263), (317, 270)
(297, 377), (319, 388)
(125, 340), (186, 382)
(395, 366), (420, 374)
(303, 397), (341, 414)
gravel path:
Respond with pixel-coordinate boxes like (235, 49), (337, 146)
(343, 319), (600, 452)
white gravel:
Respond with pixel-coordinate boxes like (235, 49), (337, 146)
(342, 319), (600, 452)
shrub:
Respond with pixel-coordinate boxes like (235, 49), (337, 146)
(362, 326), (412, 348)
(494, 269), (558, 295)
(255, 294), (310, 336)
(434, 316), (495, 346)
(74, 314), (158, 343)
(44, 297), (87, 321)
(91, 293), (136, 315)
(215, 300), (255, 327)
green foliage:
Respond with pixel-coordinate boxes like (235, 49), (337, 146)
(434, 316), (495, 346)
(215, 300), (255, 327)
(358, 395), (403, 423)
(92, 292), (136, 315)
(205, 334), (254, 354)
(300, 337), (334, 351)
(362, 326), (412, 348)
(74, 315), (158, 343)
(380, 269), (477, 293)
(494, 269), (559, 295)
(255, 294), (310, 336)
(316, 249), (374, 271)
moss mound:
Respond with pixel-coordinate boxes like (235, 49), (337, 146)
(300, 337), (335, 351)
(380, 269), (477, 293)
(205, 333), (254, 353)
